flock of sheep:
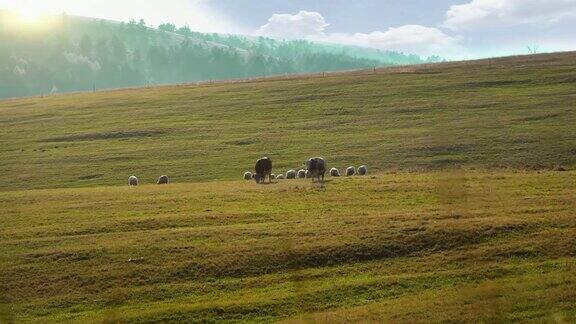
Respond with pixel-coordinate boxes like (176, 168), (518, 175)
(127, 157), (368, 186)
(128, 175), (169, 186)
(244, 157), (368, 183)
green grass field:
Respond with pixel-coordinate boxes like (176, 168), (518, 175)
(1, 171), (575, 322)
(0, 52), (574, 191)
(1, 52), (575, 323)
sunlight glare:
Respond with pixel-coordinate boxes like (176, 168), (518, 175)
(0, 0), (236, 33)
(3, 1), (55, 25)
(18, 9), (44, 23)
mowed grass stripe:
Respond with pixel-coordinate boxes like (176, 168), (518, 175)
(1, 170), (575, 322)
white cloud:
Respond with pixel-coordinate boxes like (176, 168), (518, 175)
(256, 10), (328, 38)
(317, 25), (462, 58)
(444, 0), (576, 30)
(256, 11), (462, 58)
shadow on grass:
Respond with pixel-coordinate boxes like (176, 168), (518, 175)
(257, 182), (278, 186)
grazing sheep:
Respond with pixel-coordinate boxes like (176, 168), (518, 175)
(254, 157), (273, 184)
(157, 175), (170, 185)
(276, 174), (285, 180)
(358, 165), (368, 176)
(128, 176), (139, 186)
(286, 170), (297, 179)
(346, 166), (356, 177)
(330, 168), (341, 177)
(297, 169), (307, 179)
(243, 172), (253, 180)
(306, 157), (327, 182)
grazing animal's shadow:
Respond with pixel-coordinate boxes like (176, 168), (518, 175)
(258, 182), (278, 186)
(312, 179), (332, 184)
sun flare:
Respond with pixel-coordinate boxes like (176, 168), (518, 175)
(17, 8), (45, 23)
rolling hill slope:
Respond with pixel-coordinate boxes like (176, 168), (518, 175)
(0, 51), (574, 191)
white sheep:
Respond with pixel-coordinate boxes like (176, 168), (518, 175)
(358, 165), (368, 176)
(346, 166), (356, 177)
(297, 169), (307, 179)
(128, 176), (139, 186)
(276, 174), (285, 180)
(330, 168), (341, 177)
(243, 172), (253, 180)
(157, 175), (170, 185)
(286, 170), (297, 179)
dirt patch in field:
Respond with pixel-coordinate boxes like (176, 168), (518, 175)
(41, 130), (166, 142)
(226, 138), (259, 146)
(450, 80), (530, 90)
(404, 144), (476, 159)
(78, 174), (104, 180)
(516, 112), (563, 122)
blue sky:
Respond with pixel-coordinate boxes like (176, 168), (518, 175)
(211, 0), (460, 34)
(1, 0), (575, 59)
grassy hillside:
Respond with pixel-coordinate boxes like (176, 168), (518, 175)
(0, 52), (575, 191)
(1, 52), (576, 323)
(1, 171), (575, 322)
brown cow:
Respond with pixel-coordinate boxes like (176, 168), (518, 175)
(254, 157), (273, 184)
(306, 157), (326, 182)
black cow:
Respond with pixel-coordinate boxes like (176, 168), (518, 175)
(254, 157), (273, 184)
(306, 157), (326, 182)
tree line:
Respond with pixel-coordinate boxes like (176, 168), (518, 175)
(0, 13), (441, 99)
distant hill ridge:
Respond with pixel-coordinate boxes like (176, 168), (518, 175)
(0, 11), (440, 99)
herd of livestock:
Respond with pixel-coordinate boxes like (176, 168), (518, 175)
(127, 157), (367, 186)
(128, 175), (168, 186)
(244, 157), (368, 184)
